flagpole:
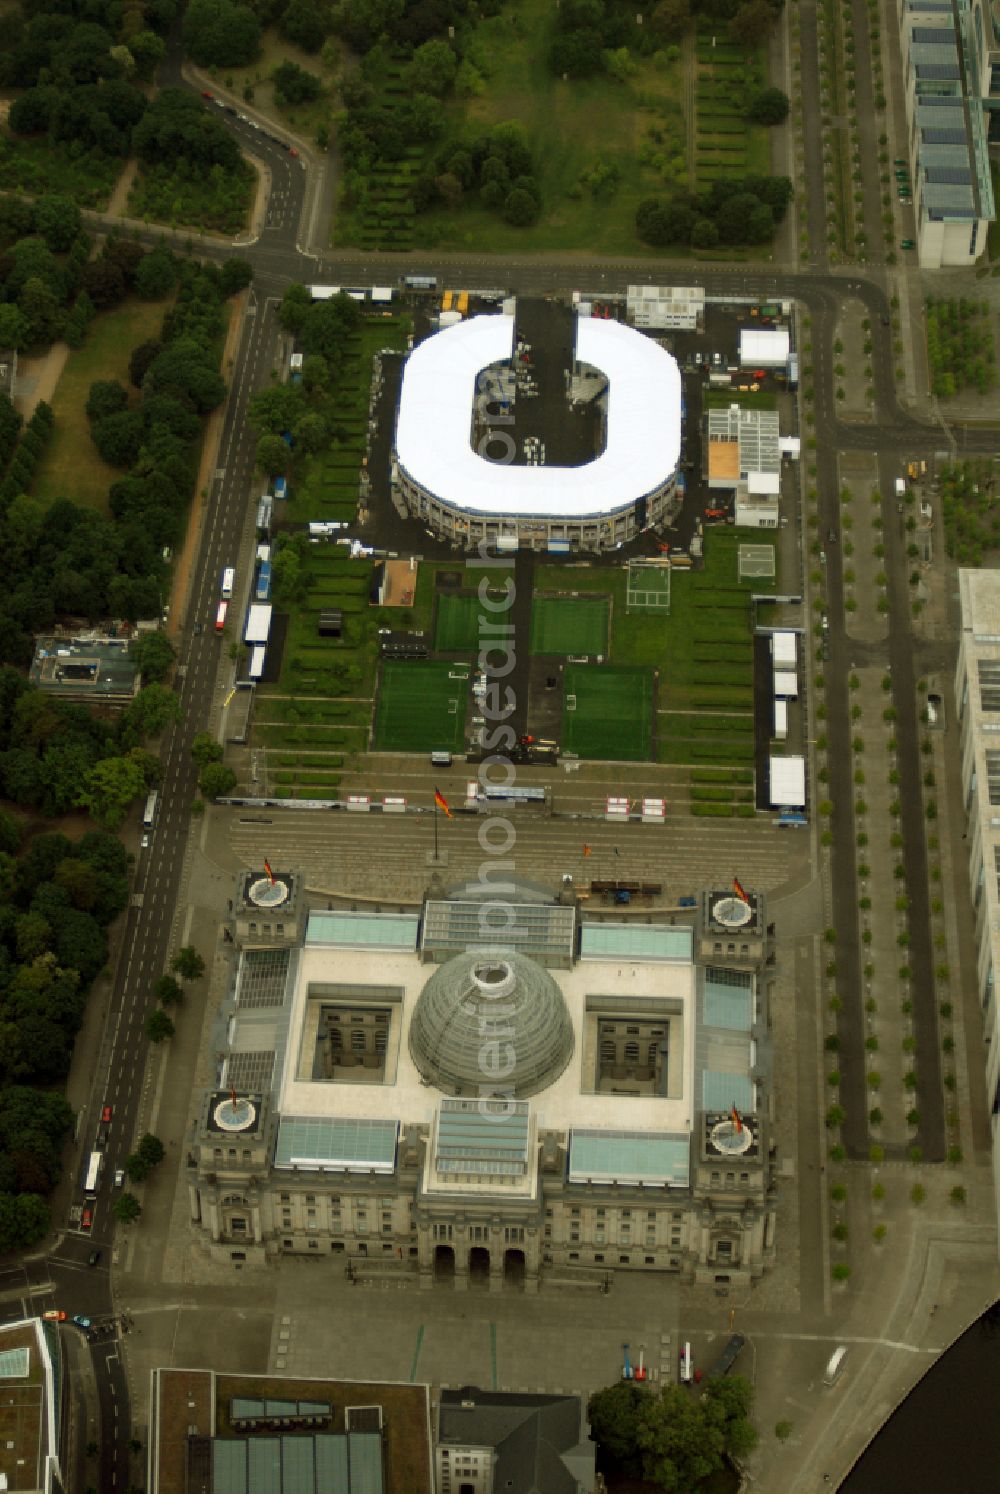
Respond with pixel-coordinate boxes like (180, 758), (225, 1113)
(433, 798), (439, 860)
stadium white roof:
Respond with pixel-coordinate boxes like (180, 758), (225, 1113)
(394, 314), (681, 519)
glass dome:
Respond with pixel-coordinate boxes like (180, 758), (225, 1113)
(409, 950), (575, 1098)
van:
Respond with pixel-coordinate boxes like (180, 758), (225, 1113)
(707, 1334), (746, 1379)
(824, 1346), (848, 1385)
(430, 751), (453, 767)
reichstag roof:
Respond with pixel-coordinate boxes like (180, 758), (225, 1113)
(409, 951), (574, 1098)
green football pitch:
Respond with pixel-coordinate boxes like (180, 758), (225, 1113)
(373, 660), (468, 752)
(530, 596), (609, 656)
(562, 664), (653, 761)
(434, 593), (482, 652)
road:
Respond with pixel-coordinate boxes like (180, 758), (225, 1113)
(47, 284), (282, 1490)
(38, 17), (1000, 1486)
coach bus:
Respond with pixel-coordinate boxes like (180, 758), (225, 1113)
(83, 1150), (103, 1198)
(142, 790), (159, 828)
(215, 601), (228, 633)
(479, 785), (547, 805)
(220, 566), (235, 599)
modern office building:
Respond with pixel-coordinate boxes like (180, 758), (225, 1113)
(392, 312), (682, 553)
(147, 1366), (432, 1494)
(955, 568), (1000, 1232)
(0, 1318), (65, 1494)
(897, 0), (995, 266)
(186, 872), (777, 1293)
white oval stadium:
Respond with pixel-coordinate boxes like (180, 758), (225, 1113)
(392, 312), (683, 552)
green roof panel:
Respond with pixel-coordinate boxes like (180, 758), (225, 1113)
(274, 1116), (398, 1173)
(568, 1129), (690, 1186)
(579, 924), (692, 962)
(306, 913), (419, 950)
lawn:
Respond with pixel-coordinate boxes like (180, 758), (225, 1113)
(337, 0), (693, 255)
(535, 528), (774, 770)
(128, 159), (256, 236)
(435, 593), (483, 652)
(530, 595), (609, 656)
(32, 298), (170, 511)
(373, 659), (469, 752)
(0, 133), (119, 208)
(925, 297), (996, 398)
(563, 664), (653, 761)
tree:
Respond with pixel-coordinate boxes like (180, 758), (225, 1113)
(748, 86), (790, 125)
(18, 278), (63, 346)
(183, 0), (261, 68)
(146, 1009), (175, 1044)
(255, 433), (288, 477)
(154, 974), (184, 1008)
(281, 0), (333, 52)
(198, 762), (237, 799)
(33, 196), (82, 254)
(219, 258), (254, 297)
(503, 187), (541, 226)
(131, 632), (176, 685)
(121, 684), (182, 743)
(730, 0), (775, 50)
(91, 410), (146, 467)
(651, 0), (690, 42)
(137, 1133), (165, 1168)
(128, 340), (163, 389)
(408, 39), (457, 97)
(75, 755), (147, 830)
(272, 61), (323, 107)
(114, 1191), (142, 1224)
(636, 1383), (724, 1492)
(134, 249), (177, 300)
(587, 1382), (650, 1477)
(130, 30), (166, 81)
(190, 731), (223, 769)
(0, 1194), (50, 1252)
(292, 412), (328, 454)
(0, 305), (30, 351)
(171, 945), (206, 981)
(702, 1375), (758, 1460)
(81, 258), (126, 309)
(86, 380), (129, 424)
(301, 354), (329, 395)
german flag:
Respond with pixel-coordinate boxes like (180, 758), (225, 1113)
(583, 844), (592, 857)
(433, 788), (452, 819)
(731, 1104), (743, 1135)
(264, 858), (275, 885)
(733, 876), (749, 905)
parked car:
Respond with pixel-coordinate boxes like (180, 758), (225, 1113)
(101, 1104), (113, 1123)
(81, 1207), (92, 1230)
(87, 1250), (101, 1267)
(704, 507), (727, 520)
(200, 90), (213, 100)
(114, 1169), (125, 1188)
(72, 1315), (92, 1329)
(901, 239), (915, 249)
(289, 148), (300, 158)
(43, 1310), (67, 1322)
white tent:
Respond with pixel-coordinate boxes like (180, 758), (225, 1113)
(769, 755), (805, 807)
